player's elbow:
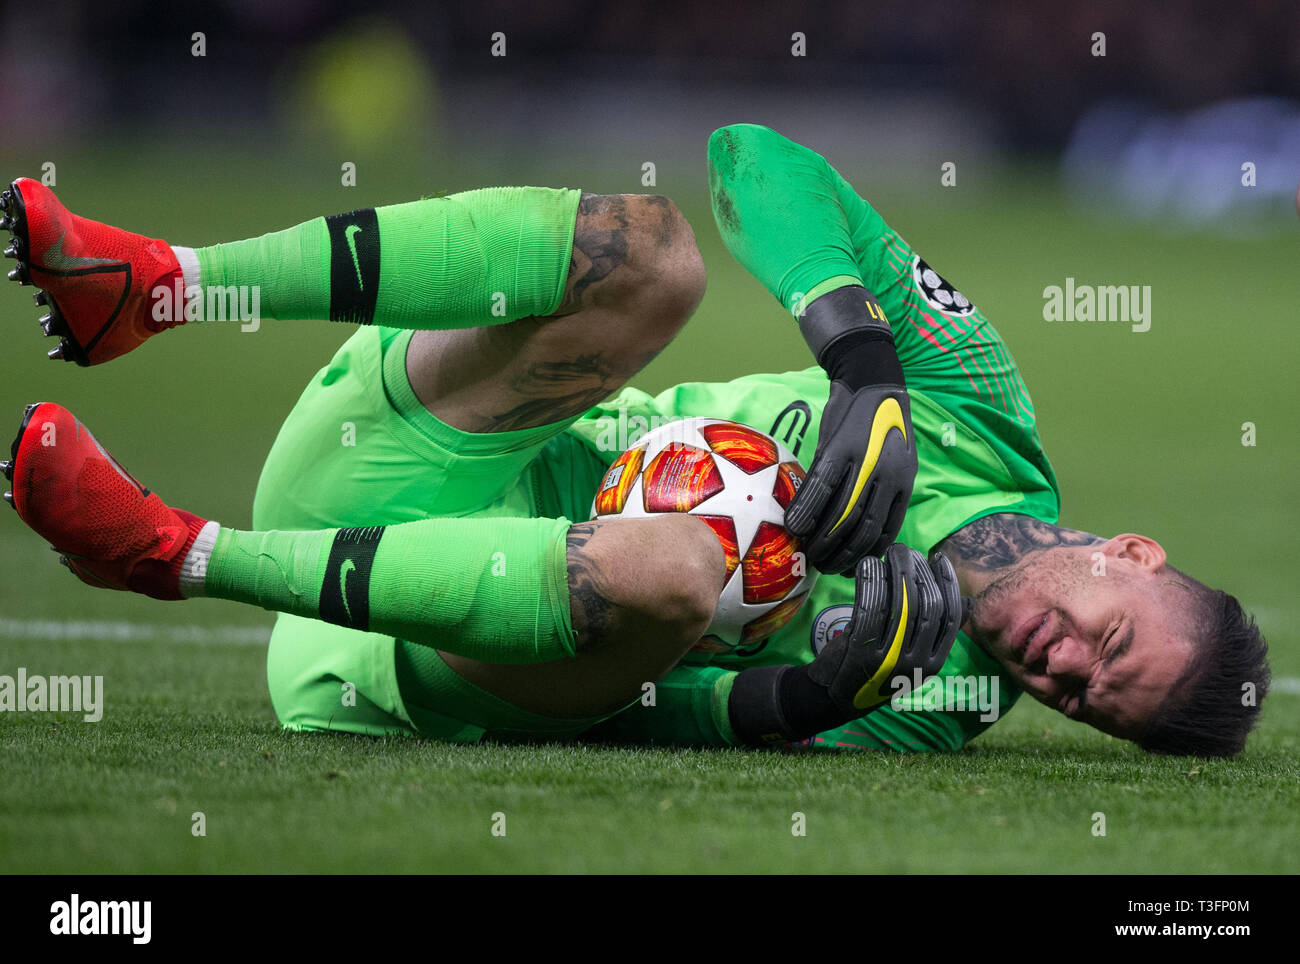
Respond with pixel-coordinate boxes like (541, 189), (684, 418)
(708, 123), (772, 154)
(707, 124), (785, 239)
(707, 124), (781, 182)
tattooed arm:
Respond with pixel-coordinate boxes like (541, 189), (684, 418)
(936, 513), (1101, 573)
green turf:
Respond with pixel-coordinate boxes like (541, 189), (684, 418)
(1, 634), (1296, 874)
(0, 140), (1296, 873)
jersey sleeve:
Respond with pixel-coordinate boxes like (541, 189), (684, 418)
(709, 125), (1035, 420)
(708, 123), (1058, 513)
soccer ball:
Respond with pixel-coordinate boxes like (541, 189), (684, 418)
(590, 417), (818, 652)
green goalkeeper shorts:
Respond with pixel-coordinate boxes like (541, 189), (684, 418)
(254, 324), (615, 743)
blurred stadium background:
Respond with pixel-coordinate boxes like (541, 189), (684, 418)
(0, 2), (1297, 872)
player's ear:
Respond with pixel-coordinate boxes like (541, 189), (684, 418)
(1100, 534), (1166, 573)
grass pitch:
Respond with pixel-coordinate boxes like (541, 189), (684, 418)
(2, 630), (1297, 874)
(0, 142), (1296, 873)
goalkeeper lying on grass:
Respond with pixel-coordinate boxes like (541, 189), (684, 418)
(0, 124), (1269, 756)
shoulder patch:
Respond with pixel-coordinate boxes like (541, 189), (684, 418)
(912, 255), (975, 317)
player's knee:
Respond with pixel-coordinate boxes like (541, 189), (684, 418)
(569, 516), (722, 652)
(648, 514), (725, 638)
(583, 194), (704, 343)
(629, 195), (707, 328)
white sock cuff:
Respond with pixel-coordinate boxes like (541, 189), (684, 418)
(179, 520), (221, 598)
(172, 246), (201, 290)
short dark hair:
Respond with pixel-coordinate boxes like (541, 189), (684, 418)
(1137, 574), (1270, 758)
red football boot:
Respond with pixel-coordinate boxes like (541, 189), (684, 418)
(1, 178), (184, 365)
(2, 402), (212, 600)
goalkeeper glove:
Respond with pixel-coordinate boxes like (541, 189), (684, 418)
(785, 285), (917, 574)
(728, 544), (964, 746)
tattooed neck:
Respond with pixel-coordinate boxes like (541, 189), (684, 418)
(936, 514), (1101, 573)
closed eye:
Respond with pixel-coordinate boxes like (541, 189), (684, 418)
(1104, 622), (1134, 668)
(1070, 622), (1132, 719)
(1064, 625), (1115, 718)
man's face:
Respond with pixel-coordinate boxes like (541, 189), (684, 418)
(968, 535), (1196, 740)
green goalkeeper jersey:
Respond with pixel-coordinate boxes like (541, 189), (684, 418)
(566, 208), (1061, 752)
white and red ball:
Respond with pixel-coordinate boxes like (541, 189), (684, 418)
(590, 417), (817, 651)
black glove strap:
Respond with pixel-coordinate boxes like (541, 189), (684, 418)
(729, 665), (800, 747)
(729, 664), (854, 747)
(799, 285), (905, 390)
(822, 329), (906, 390)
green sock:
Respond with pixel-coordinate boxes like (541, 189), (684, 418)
(183, 186), (579, 326)
(581, 664), (741, 747)
(196, 518), (576, 663)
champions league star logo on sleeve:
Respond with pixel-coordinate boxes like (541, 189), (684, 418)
(912, 256), (975, 316)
